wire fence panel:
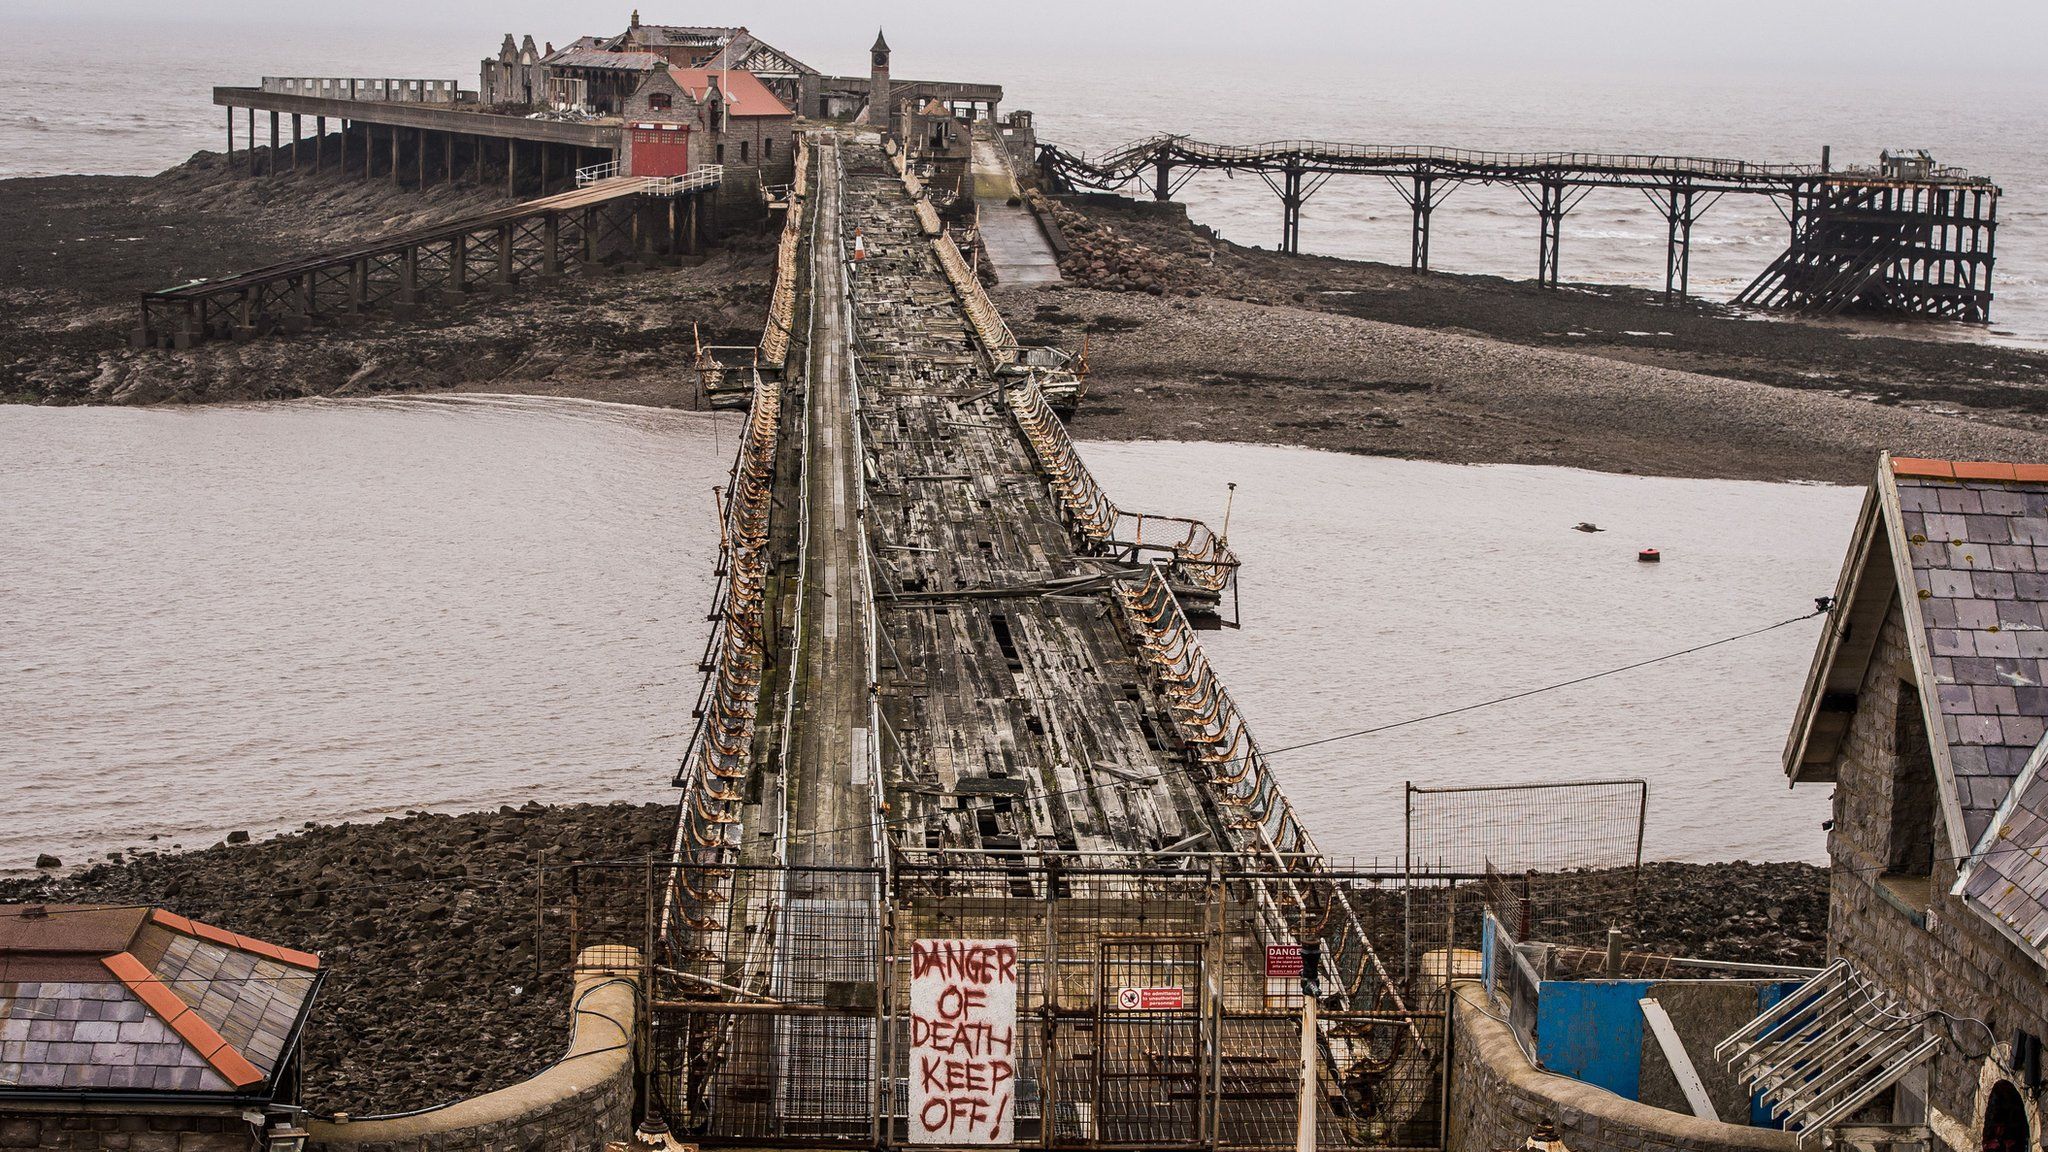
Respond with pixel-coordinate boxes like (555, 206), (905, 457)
(1404, 779), (1647, 876)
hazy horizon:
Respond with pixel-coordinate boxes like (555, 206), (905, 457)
(18, 2), (2048, 83)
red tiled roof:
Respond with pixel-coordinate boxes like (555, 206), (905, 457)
(0, 904), (319, 1096)
(1890, 457), (2048, 483)
(669, 67), (792, 118)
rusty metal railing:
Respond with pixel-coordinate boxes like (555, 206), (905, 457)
(1006, 373), (1239, 600)
(1113, 566), (1415, 1044)
(666, 370), (782, 947)
(759, 136), (810, 371)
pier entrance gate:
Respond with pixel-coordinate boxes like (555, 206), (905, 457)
(567, 857), (1459, 1152)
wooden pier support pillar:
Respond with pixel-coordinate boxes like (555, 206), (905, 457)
(496, 224), (515, 284)
(268, 111), (279, 176)
(290, 114), (301, 171)
(540, 143), (550, 193)
(1152, 157), (1174, 202)
(581, 207), (598, 263)
(507, 138), (519, 196)
(314, 116), (325, 171)
(176, 300), (199, 351)
(226, 107), (236, 170)
(398, 246), (420, 306)
(542, 213), (562, 277)
(444, 131), (455, 186)
(246, 107), (256, 169)
(390, 127), (401, 186)
(417, 128), (427, 188)
(348, 258), (368, 313)
(446, 234), (469, 301)
(1410, 173), (1435, 272)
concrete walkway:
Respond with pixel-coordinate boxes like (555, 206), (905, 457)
(971, 135), (1062, 286)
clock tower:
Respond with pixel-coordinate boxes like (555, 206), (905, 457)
(868, 29), (892, 127)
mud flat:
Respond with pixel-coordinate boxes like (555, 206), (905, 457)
(0, 150), (773, 407)
(1002, 193), (2048, 483)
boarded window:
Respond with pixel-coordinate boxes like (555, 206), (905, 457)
(648, 92), (672, 111)
(1888, 682), (1936, 877)
(740, 140), (749, 162)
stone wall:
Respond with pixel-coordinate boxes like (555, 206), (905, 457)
(0, 1111), (252, 1151)
(1447, 982), (1796, 1152)
(1826, 605), (2048, 1152)
(306, 950), (638, 1152)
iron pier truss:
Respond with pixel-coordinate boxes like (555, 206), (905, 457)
(1038, 136), (2000, 322)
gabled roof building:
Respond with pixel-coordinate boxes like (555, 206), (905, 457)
(0, 904), (320, 1149)
(1783, 454), (2048, 1152)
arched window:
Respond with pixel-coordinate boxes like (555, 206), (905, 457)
(648, 92), (673, 112)
(1983, 1080), (2029, 1152)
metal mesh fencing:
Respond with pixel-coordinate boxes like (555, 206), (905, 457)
(1404, 780), (1647, 876)
(571, 856), (1478, 1150)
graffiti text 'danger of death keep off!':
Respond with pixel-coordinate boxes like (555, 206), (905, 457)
(910, 939), (1019, 1144)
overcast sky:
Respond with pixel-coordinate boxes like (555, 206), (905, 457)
(18, 1), (2048, 81)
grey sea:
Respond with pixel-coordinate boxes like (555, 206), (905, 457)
(3, 400), (1851, 870)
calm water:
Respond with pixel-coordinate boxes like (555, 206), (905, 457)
(4, 400), (1854, 869)
(1, 397), (737, 870)
(1081, 441), (1859, 866)
(2, 23), (2045, 345)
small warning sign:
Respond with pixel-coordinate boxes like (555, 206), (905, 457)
(1117, 986), (1186, 1011)
(1265, 945), (1304, 979)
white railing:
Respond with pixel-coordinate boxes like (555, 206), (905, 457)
(576, 163), (725, 197)
(642, 165), (724, 197)
(260, 77), (461, 104)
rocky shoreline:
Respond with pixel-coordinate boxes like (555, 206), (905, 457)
(2, 801), (1832, 1112)
(5, 152), (2044, 482)
(0, 802), (669, 1117)
(0, 151), (773, 408)
(1006, 191), (2048, 484)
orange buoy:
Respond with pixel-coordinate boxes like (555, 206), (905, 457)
(1638, 548), (1661, 563)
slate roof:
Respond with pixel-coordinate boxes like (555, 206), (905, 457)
(1891, 458), (2048, 840)
(0, 905), (319, 1097)
(1787, 454), (2048, 969)
(1960, 742), (2048, 964)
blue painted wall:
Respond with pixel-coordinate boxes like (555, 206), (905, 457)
(1536, 979), (1654, 1098)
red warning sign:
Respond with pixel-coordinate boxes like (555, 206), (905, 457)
(1116, 986), (1186, 1011)
(1265, 945), (1304, 979)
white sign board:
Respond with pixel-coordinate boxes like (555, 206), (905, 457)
(909, 938), (1019, 1144)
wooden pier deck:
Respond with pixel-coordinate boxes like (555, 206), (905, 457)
(651, 128), (1439, 1150)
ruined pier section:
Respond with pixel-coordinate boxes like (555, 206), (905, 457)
(1041, 136), (2001, 322)
(654, 129), (1429, 1148)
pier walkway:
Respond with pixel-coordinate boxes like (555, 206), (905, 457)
(645, 128), (1439, 1151)
(972, 134), (1062, 285)
(134, 169), (722, 348)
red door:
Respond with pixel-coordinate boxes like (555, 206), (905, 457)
(629, 123), (690, 177)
